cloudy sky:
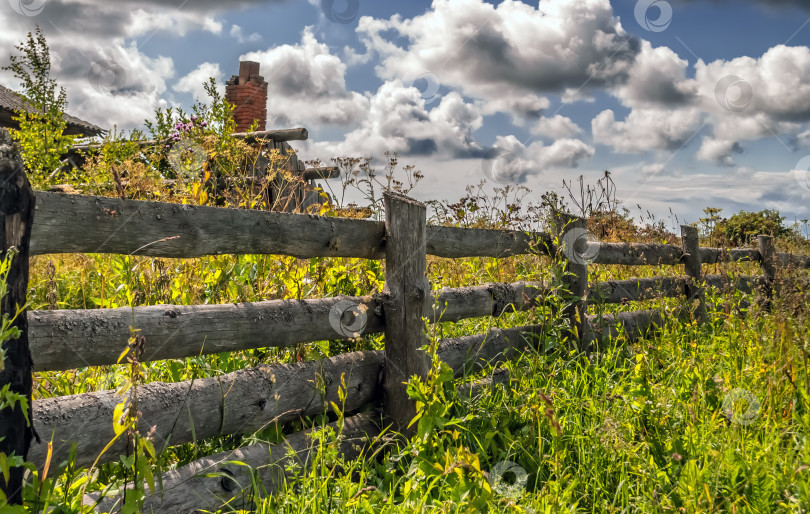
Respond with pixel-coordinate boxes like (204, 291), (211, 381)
(2, 0), (810, 226)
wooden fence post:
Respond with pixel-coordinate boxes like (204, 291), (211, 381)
(680, 225), (706, 322)
(0, 129), (37, 504)
(382, 191), (430, 430)
(757, 235), (776, 311)
(554, 214), (589, 351)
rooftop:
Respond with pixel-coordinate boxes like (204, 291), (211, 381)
(0, 84), (105, 137)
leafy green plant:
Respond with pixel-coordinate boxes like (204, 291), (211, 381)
(2, 27), (76, 186)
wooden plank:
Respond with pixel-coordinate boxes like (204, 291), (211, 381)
(29, 350), (384, 470)
(591, 242), (682, 266)
(588, 276), (689, 304)
(27, 281), (549, 372)
(93, 412), (379, 513)
(776, 252), (810, 268)
(28, 296), (384, 372)
(431, 281), (547, 322)
(704, 274), (762, 294)
(29, 192), (553, 259)
(680, 225), (706, 322)
(758, 235), (776, 310)
(554, 214), (588, 350)
(231, 128), (308, 142)
(30, 191), (386, 259)
(0, 128), (37, 504)
(699, 247), (761, 264)
(456, 368), (510, 399)
(437, 324), (542, 378)
(426, 225), (551, 258)
(30, 322), (537, 470)
(584, 309), (670, 346)
(381, 192), (430, 429)
(302, 166), (340, 181)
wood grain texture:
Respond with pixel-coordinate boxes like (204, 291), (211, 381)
(0, 128), (36, 504)
(432, 281), (547, 322)
(29, 350), (383, 469)
(93, 413), (380, 513)
(27, 296), (384, 371)
(554, 214), (588, 349)
(29, 191), (387, 259)
(584, 309), (671, 347)
(29, 192), (556, 260)
(680, 225), (706, 322)
(437, 324), (542, 378)
(426, 225), (551, 258)
(698, 247), (761, 264)
(28, 281), (548, 372)
(31, 321), (537, 470)
(382, 192), (430, 428)
(588, 276), (689, 304)
(592, 242), (682, 266)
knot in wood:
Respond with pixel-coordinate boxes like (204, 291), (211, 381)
(409, 285), (425, 302)
(487, 283), (519, 317)
(219, 468), (238, 492)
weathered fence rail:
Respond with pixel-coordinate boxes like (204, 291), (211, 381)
(0, 131), (807, 509)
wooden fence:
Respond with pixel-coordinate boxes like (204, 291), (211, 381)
(1, 133), (809, 509)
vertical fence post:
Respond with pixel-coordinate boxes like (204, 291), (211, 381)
(757, 235), (776, 311)
(382, 191), (430, 431)
(554, 213), (589, 351)
(680, 225), (706, 322)
(0, 129), (36, 504)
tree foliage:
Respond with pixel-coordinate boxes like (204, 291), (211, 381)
(2, 26), (75, 185)
(714, 209), (790, 246)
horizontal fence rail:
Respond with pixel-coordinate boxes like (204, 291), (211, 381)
(28, 281), (548, 371)
(29, 192), (548, 259)
(31, 324), (539, 469)
(30, 193), (810, 269)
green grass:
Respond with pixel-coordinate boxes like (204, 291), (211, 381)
(5, 176), (808, 512)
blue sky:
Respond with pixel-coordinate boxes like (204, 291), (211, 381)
(1, 0), (810, 227)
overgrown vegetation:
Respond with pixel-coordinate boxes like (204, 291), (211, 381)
(2, 26), (75, 186)
(1, 30), (809, 513)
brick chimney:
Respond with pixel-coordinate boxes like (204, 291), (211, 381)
(225, 61), (268, 132)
